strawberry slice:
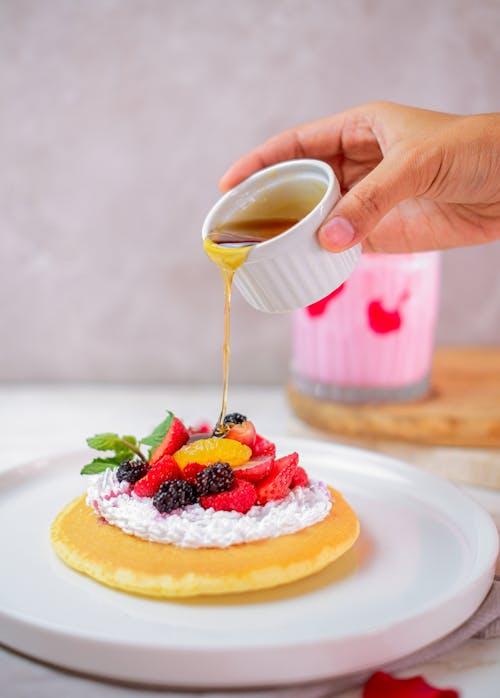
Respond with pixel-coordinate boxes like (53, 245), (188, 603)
(225, 420), (256, 449)
(252, 434), (276, 458)
(274, 452), (299, 471)
(234, 454), (275, 482)
(150, 417), (189, 465)
(291, 466), (309, 488)
(200, 479), (257, 514)
(255, 452), (298, 505)
(133, 455), (181, 497)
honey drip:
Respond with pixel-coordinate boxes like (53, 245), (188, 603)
(203, 182), (326, 435)
(203, 238), (252, 436)
(209, 217), (301, 244)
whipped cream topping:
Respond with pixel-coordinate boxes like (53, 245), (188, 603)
(86, 468), (332, 549)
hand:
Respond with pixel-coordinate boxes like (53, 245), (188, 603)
(219, 102), (500, 253)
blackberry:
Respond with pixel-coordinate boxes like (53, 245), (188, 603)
(223, 412), (247, 427)
(153, 479), (198, 514)
(196, 462), (234, 496)
(116, 459), (148, 484)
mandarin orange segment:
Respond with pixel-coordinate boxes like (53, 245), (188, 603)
(173, 438), (252, 469)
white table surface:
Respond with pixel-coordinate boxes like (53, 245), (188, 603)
(1, 384), (499, 697)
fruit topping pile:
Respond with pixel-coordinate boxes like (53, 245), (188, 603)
(82, 411), (310, 516)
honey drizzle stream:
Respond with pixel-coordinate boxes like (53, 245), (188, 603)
(203, 238), (251, 436)
(203, 190), (325, 434)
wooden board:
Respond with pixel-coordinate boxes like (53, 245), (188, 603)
(288, 348), (500, 448)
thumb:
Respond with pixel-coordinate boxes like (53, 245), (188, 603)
(318, 147), (423, 251)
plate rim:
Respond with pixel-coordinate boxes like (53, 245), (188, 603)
(1, 437), (498, 625)
(0, 438), (498, 687)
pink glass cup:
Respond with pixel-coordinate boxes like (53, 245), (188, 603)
(291, 252), (441, 403)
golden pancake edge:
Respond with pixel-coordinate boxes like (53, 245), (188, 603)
(50, 487), (359, 598)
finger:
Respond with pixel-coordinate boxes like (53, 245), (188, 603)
(318, 144), (426, 251)
(219, 112), (351, 192)
(219, 131), (305, 192)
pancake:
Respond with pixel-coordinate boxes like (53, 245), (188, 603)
(50, 487), (359, 597)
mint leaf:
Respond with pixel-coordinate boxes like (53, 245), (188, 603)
(86, 433), (121, 451)
(115, 435), (138, 459)
(85, 432), (145, 466)
(122, 435), (137, 446)
(141, 411), (174, 448)
(80, 456), (122, 475)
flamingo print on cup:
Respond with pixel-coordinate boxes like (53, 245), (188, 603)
(291, 253), (441, 403)
(367, 289), (411, 334)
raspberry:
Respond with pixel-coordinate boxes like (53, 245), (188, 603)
(133, 455), (182, 497)
(182, 462), (206, 485)
(252, 434), (276, 458)
(200, 479), (256, 514)
(291, 466), (309, 488)
(223, 412), (247, 426)
(196, 462), (234, 495)
(153, 479), (198, 514)
(150, 417), (189, 465)
(116, 459), (148, 484)
(255, 452), (299, 505)
(234, 454), (275, 483)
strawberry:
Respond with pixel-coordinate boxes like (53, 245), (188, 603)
(200, 479), (257, 514)
(273, 452), (299, 470)
(150, 417), (189, 465)
(225, 420), (256, 449)
(182, 462), (206, 485)
(133, 455), (181, 497)
(234, 454), (275, 483)
(252, 434), (276, 458)
(291, 466), (309, 488)
(188, 422), (212, 436)
(255, 452), (299, 505)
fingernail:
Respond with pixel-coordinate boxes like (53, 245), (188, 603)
(320, 217), (355, 248)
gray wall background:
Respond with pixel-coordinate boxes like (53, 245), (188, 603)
(1, 0), (499, 384)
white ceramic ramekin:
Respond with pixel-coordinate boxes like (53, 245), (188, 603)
(202, 159), (361, 313)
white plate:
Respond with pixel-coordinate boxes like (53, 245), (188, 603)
(0, 439), (497, 688)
